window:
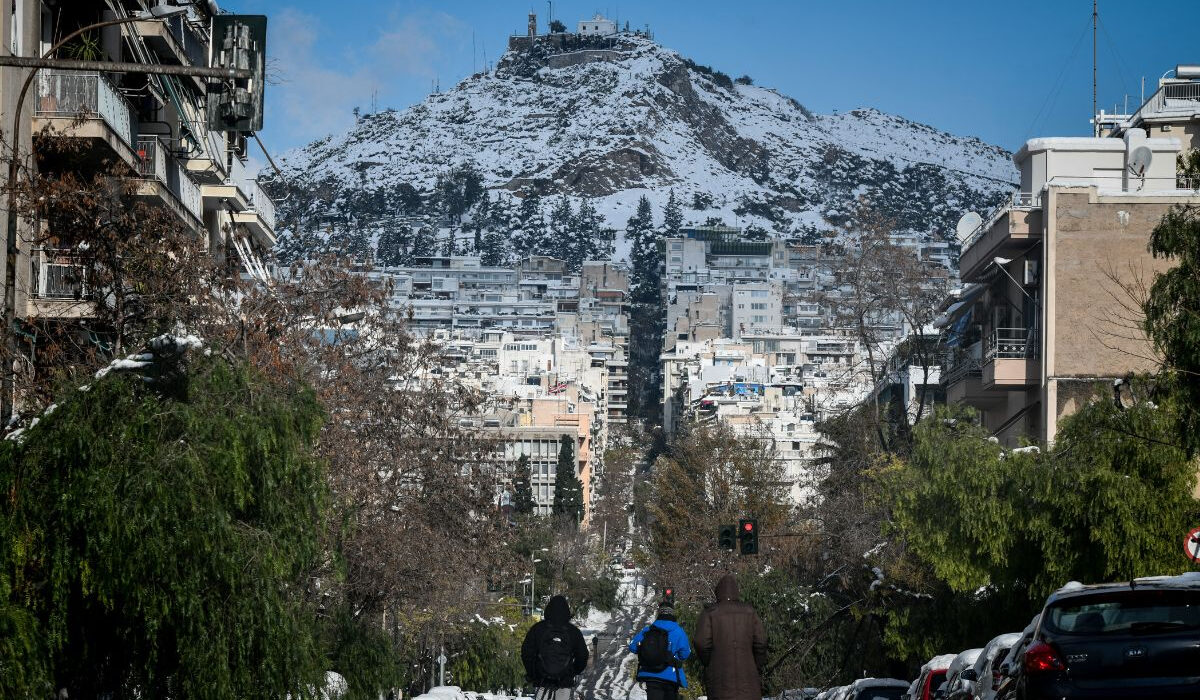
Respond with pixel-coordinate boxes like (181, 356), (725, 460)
(751, 303), (767, 310)
(752, 315), (767, 323)
(750, 290), (769, 298)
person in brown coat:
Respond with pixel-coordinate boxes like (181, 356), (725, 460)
(693, 574), (768, 700)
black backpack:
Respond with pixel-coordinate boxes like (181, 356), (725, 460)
(536, 624), (575, 686)
(637, 624), (673, 673)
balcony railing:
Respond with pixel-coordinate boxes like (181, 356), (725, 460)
(36, 72), (135, 147)
(229, 157), (277, 230)
(962, 192), (1043, 251)
(942, 357), (982, 386)
(986, 328), (1039, 360)
(136, 137), (203, 223)
(136, 136), (168, 181)
(175, 161), (203, 221)
(30, 248), (88, 300)
(1129, 80), (1200, 127)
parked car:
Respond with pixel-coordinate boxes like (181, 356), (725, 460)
(1017, 573), (1200, 699)
(841, 677), (910, 700)
(994, 615), (1040, 700)
(939, 648), (982, 699)
(906, 654), (956, 700)
(777, 689), (820, 700)
(816, 687), (846, 700)
(968, 632), (1022, 700)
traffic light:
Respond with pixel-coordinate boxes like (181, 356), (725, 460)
(718, 524), (736, 550)
(662, 587), (675, 605)
(738, 518), (759, 555)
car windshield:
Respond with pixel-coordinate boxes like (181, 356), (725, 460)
(1046, 589), (1200, 636)
(855, 688), (906, 700)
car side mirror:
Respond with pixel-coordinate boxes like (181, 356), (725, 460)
(960, 669), (978, 682)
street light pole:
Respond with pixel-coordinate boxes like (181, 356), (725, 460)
(2, 9), (187, 419)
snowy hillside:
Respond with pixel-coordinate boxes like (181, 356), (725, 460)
(269, 33), (1016, 261)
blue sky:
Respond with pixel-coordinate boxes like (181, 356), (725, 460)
(228, 0), (1200, 160)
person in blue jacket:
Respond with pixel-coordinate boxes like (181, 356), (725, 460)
(628, 601), (691, 700)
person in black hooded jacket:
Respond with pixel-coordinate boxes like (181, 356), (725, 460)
(521, 594), (590, 700)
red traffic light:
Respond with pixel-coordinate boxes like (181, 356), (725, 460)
(664, 588), (673, 597)
(743, 522), (754, 532)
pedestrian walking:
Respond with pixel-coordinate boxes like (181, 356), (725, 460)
(521, 594), (590, 700)
(629, 599), (691, 700)
(694, 574), (768, 700)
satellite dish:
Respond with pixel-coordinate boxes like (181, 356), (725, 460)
(1128, 146), (1153, 177)
(955, 212), (983, 243)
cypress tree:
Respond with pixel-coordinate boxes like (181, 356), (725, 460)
(627, 195), (659, 304)
(552, 435), (583, 523)
(626, 195), (665, 421)
(513, 454), (536, 515)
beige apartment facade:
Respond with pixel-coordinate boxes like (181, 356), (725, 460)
(944, 74), (1200, 445)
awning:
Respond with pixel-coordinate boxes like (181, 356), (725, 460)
(933, 284), (986, 329)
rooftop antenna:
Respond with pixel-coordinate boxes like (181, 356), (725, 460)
(955, 212), (983, 245)
(1092, 0), (1098, 136)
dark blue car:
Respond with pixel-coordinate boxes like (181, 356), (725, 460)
(1017, 573), (1200, 699)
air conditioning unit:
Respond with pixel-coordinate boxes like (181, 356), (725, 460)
(1023, 260), (1039, 286)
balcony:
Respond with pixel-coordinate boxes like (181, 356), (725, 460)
(34, 72), (138, 166)
(959, 193), (1043, 282)
(204, 156), (277, 248)
(26, 248), (95, 319)
(983, 328), (1040, 388)
(1127, 79), (1200, 128)
(134, 137), (204, 229)
(185, 128), (229, 183)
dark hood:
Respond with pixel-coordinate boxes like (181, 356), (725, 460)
(715, 574), (739, 602)
(544, 594), (572, 624)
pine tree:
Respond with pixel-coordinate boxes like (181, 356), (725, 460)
(548, 195), (576, 268)
(512, 454), (536, 515)
(627, 195), (659, 304)
(552, 435), (583, 523)
(376, 225), (405, 267)
(515, 190), (546, 258)
(574, 198), (605, 266)
(662, 189), (683, 238)
(409, 225), (433, 262)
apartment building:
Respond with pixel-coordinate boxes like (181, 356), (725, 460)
(661, 334), (870, 503)
(2, 2), (274, 379)
(940, 65), (1200, 445)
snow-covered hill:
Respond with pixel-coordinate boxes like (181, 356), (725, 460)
(270, 33), (1016, 259)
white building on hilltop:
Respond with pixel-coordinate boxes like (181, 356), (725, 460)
(577, 14), (617, 36)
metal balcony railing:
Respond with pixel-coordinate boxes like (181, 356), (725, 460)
(36, 72), (134, 147)
(30, 248), (88, 300)
(961, 192), (1043, 251)
(942, 357), (983, 386)
(136, 136), (168, 181)
(229, 156), (277, 230)
(1129, 80), (1200, 126)
(136, 136), (203, 223)
(986, 328), (1039, 360)
(175, 161), (203, 221)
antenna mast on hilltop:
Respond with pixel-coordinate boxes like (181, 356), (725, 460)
(1092, 0), (1098, 136)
